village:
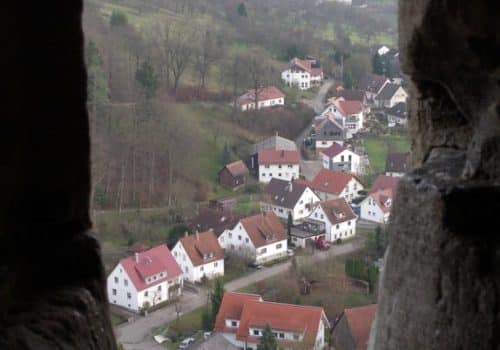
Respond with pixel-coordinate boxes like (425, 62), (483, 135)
(109, 49), (409, 350)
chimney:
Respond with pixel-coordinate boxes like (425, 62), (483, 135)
(135, 252), (139, 263)
(289, 179), (293, 192)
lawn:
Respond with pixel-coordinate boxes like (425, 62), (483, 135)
(156, 306), (206, 349)
(364, 134), (410, 174)
(110, 313), (127, 326)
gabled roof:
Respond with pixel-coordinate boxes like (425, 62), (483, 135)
(178, 231), (224, 267)
(333, 89), (367, 102)
(189, 208), (241, 236)
(315, 115), (345, 141)
(334, 100), (363, 116)
(343, 304), (377, 350)
(360, 73), (388, 94)
(288, 57), (323, 77)
(318, 198), (357, 225)
(236, 300), (327, 346)
(384, 102), (407, 119)
(250, 135), (297, 155)
(258, 149), (300, 165)
(264, 178), (313, 209)
(309, 169), (363, 195)
(385, 152), (410, 173)
(222, 160), (249, 177)
(215, 292), (263, 333)
(321, 143), (349, 158)
(239, 211), (287, 248)
(370, 188), (394, 213)
(239, 86), (285, 105)
(375, 83), (404, 101)
(119, 245), (182, 292)
(370, 175), (399, 194)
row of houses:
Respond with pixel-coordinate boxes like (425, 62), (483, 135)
(214, 291), (377, 350)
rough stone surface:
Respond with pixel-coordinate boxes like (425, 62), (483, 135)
(0, 1), (116, 349)
(373, 1), (500, 349)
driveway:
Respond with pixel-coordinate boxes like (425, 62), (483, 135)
(116, 239), (362, 350)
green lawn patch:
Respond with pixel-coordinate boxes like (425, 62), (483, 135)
(364, 135), (410, 174)
(111, 313), (127, 326)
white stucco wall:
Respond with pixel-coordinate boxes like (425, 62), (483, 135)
(360, 195), (388, 223)
(241, 97), (284, 111)
(258, 164), (299, 183)
(282, 69), (311, 90)
(107, 263), (139, 311)
(172, 242), (225, 283)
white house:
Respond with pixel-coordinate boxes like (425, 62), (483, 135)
(260, 178), (320, 224)
(258, 149), (300, 183)
(385, 152), (410, 177)
(375, 83), (408, 108)
(313, 114), (346, 149)
(171, 231), (224, 283)
(238, 86), (285, 111)
(107, 244), (183, 312)
(218, 211), (288, 264)
(215, 292), (329, 350)
(321, 99), (364, 139)
(321, 143), (361, 174)
(360, 73), (390, 103)
(385, 102), (407, 127)
(281, 57), (323, 90)
(360, 175), (399, 224)
(307, 169), (364, 203)
(309, 198), (357, 242)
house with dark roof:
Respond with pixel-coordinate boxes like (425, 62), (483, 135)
(172, 231), (224, 283)
(218, 211), (288, 264)
(238, 86), (285, 111)
(384, 102), (407, 127)
(290, 220), (326, 248)
(331, 304), (377, 350)
(257, 149), (300, 183)
(309, 198), (357, 241)
(215, 292), (330, 350)
(306, 169), (364, 203)
(189, 208), (240, 237)
(281, 57), (324, 90)
(385, 152), (410, 177)
(313, 114), (346, 149)
(260, 178), (320, 223)
(375, 83), (407, 108)
(360, 175), (399, 224)
(359, 73), (390, 102)
(218, 160), (249, 190)
(321, 142), (362, 174)
(107, 244), (183, 312)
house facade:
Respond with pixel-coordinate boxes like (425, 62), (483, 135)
(309, 198), (357, 241)
(385, 102), (407, 127)
(257, 149), (300, 183)
(313, 115), (345, 149)
(332, 304), (377, 350)
(261, 178), (320, 223)
(359, 175), (399, 224)
(218, 160), (249, 190)
(249, 134), (297, 171)
(281, 57), (323, 90)
(107, 245), (183, 312)
(172, 231), (224, 283)
(360, 73), (390, 103)
(215, 292), (329, 350)
(308, 169), (364, 203)
(321, 143), (361, 174)
(238, 86), (285, 111)
(375, 83), (407, 108)
(218, 211), (288, 264)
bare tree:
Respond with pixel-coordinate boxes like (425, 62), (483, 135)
(165, 24), (195, 94)
(245, 51), (270, 113)
(194, 28), (220, 91)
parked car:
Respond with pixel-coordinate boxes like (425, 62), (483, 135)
(179, 337), (195, 349)
(248, 261), (263, 269)
(203, 331), (212, 339)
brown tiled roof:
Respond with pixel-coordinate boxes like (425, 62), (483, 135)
(370, 188), (394, 213)
(319, 198), (357, 225)
(189, 208), (241, 236)
(224, 160), (249, 177)
(240, 211), (287, 248)
(321, 143), (347, 158)
(334, 89), (367, 102)
(343, 304), (377, 350)
(370, 175), (399, 194)
(335, 100), (363, 116)
(264, 178), (312, 209)
(179, 231), (224, 267)
(258, 149), (300, 165)
(310, 169), (363, 196)
(239, 86), (285, 105)
(289, 58), (323, 78)
(215, 292), (263, 333)
(385, 152), (409, 173)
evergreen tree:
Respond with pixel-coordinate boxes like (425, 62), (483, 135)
(222, 142), (231, 165)
(257, 324), (277, 350)
(110, 10), (128, 27)
(135, 58), (158, 100)
(201, 306), (213, 331)
(372, 53), (384, 75)
(210, 278), (225, 325)
(237, 3), (247, 17)
(343, 71), (353, 89)
(287, 212), (293, 244)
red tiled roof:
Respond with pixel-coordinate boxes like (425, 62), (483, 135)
(258, 149), (300, 165)
(321, 143), (347, 158)
(370, 175), (399, 194)
(239, 86), (285, 105)
(335, 100), (363, 116)
(237, 300), (327, 346)
(370, 188), (394, 213)
(289, 58), (323, 77)
(310, 169), (363, 196)
(214, 292), (263, 333)
(119, 244), (182, 292)
(343, 304), (377, 350)
(319, 198), (357, 225)
(224, 160), (249, 177)
(239, 211), (287, 248)
(179, 231), (224, 267)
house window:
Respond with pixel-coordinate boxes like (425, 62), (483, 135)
(238, 235), (242, 240)
(279, 333), (285, 339)
(112, 289), (116, 296)
(253, 329), (260, 336)
(336, 224), (339, 229)
(278, 173), (282, 177)
(265, 165), (270, 169)
(278, 165), (282, 168)
(245, 238), (249, 243)
(269, 173), (272, 176)
(348, 221), (351, 226)
(127, 292), (131, 299)
(276, 243), (282, 249)
(320, 214), (324, 219)
(158, 285), (162, 291)
(214, 262), (218, 267)
(124, 279), (128, 286)
(260, 248), (267, 254)
(231, 321), (237, 327)
(145, 291), (148, 297)
(293, 334), (300, 340)
(200, 266), (204, 272)
(229, 232), (232, 238)
(114, 277), (118, 283)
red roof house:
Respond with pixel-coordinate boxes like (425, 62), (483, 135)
(308, 169), (364, 202)
(238, 86), (285, 111)
(258, 149), (300, 165)
(332, 304), (377, 350)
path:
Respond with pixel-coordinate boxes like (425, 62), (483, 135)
(116, 239), (362, 350)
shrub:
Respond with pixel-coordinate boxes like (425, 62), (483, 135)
(110, 11), (127, 27)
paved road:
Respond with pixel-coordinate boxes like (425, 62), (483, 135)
(116, 239), (362, 350)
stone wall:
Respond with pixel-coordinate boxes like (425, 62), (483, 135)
(372, 1), (500, 349)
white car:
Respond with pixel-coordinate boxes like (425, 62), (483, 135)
(179, 337), (195, 349)
(203, 331), (212, 339)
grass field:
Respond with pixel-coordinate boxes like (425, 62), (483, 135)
(364, 134), (410, 173)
